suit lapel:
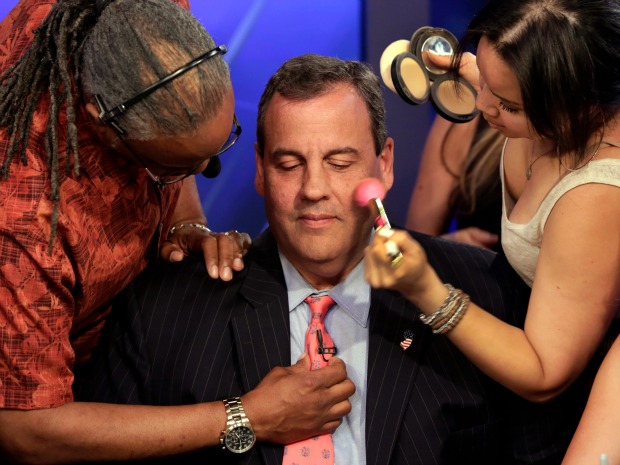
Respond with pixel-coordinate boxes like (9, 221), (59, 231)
(230, 230), (289, 465)
(365, 288), (429, 465)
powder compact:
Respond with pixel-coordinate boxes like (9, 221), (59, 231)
(380, 27), (479, 123)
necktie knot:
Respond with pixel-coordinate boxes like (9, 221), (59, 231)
(304, 294), (335, 323)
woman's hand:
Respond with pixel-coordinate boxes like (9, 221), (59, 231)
(426, 51), (481, 93)
(160, 225), (252, 281)
(364, 228), (446, 311)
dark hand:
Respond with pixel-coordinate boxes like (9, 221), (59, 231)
(160, 225), (251, 281)
(242, 355), (355, 444)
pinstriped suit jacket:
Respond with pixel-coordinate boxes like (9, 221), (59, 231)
(75, 229), (586, 465)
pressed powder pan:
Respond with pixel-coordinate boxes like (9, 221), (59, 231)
(379, 27), (479, 123)
(430, 74), (478, 123)
(390, 52), (430, 105)
(379, 39), (410, 93)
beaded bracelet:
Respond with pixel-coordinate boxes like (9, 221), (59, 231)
(168, 223), (212, 236)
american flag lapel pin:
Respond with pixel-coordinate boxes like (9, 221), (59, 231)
(400, 329), (414, 350)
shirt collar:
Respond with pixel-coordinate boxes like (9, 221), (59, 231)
(278, 249), (371, 328)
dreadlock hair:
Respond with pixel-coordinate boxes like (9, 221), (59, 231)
(0, 0), (231, 253)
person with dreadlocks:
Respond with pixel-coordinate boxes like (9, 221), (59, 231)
(0, 0), (352, 462)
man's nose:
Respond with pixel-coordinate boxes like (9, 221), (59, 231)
(301, 164), (330, 200)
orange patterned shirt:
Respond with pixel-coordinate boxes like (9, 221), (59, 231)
(0, 0), (190, 410)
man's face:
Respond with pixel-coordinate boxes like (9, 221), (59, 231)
(255, 83), (394, 289)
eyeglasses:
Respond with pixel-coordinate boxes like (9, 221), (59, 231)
(93, 44), (242, 186)
(95, 44), (228, 136)
(112, 110), (241, 188)
(143, 113), (242, 186)
(143, 164), (195, 187)
(215, 113), (242, 158)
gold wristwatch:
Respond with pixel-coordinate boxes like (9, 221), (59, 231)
(219, 397), (256, 453)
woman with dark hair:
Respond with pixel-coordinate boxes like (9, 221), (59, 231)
(366, 0), (619, 415)
(0, 1), (349, 462)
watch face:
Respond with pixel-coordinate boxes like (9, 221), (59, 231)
(225, 425), (256, 453)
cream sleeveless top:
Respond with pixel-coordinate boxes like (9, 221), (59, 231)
(501, 141), (620, 287)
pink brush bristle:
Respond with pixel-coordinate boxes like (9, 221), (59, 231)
(354, 178), (386, 207)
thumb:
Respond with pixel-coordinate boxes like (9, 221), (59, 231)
(425, 50), (452, 68)
(293, 352), (311, 371)
(159, 242), (185, 262)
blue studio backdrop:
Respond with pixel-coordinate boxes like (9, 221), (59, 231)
(0, 0), (487, 237)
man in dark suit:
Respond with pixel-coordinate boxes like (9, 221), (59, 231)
(76, 54), (583, 464)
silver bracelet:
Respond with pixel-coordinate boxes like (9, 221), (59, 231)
(168, 223), (212, 236)
(419, 284), (457, 326)
(429, 294), (462, 330)
(433, 294), (470, 335)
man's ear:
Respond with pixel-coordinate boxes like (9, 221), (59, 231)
(378, 136), (395, 192)
(254, 142), (265, 196)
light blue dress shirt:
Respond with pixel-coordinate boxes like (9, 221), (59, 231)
(279, 250), (369, 465)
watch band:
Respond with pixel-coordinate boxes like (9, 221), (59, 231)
(220, 397), (256, 453)
(223, 397), (246, 428)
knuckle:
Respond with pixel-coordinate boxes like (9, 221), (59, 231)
(346, 380), (356, 394)
(343, 400), (353, 415)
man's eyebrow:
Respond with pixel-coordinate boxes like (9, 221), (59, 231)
(324, 147), (360, 156)
(270, 147), (361, 158)
(271, 148), (303, 158)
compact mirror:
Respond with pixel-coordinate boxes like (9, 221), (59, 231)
(379, 26), (478, 123)
(420, 36), (453, 74)
(413, 27), (458, 79)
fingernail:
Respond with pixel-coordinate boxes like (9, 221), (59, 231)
(209, 265), (219, 277)
(170, 251), (183, 262)
(233, 257), (243, 269)
(222, 267), (232, 281)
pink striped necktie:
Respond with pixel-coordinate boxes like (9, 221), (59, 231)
(282, 294), (336, 465)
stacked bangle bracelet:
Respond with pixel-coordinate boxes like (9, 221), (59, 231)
(419, 283), (470, 335)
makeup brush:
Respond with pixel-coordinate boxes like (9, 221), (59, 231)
(354, 178), (403, 264)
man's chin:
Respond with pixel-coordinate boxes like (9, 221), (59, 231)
(286, 246), (364, 279)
